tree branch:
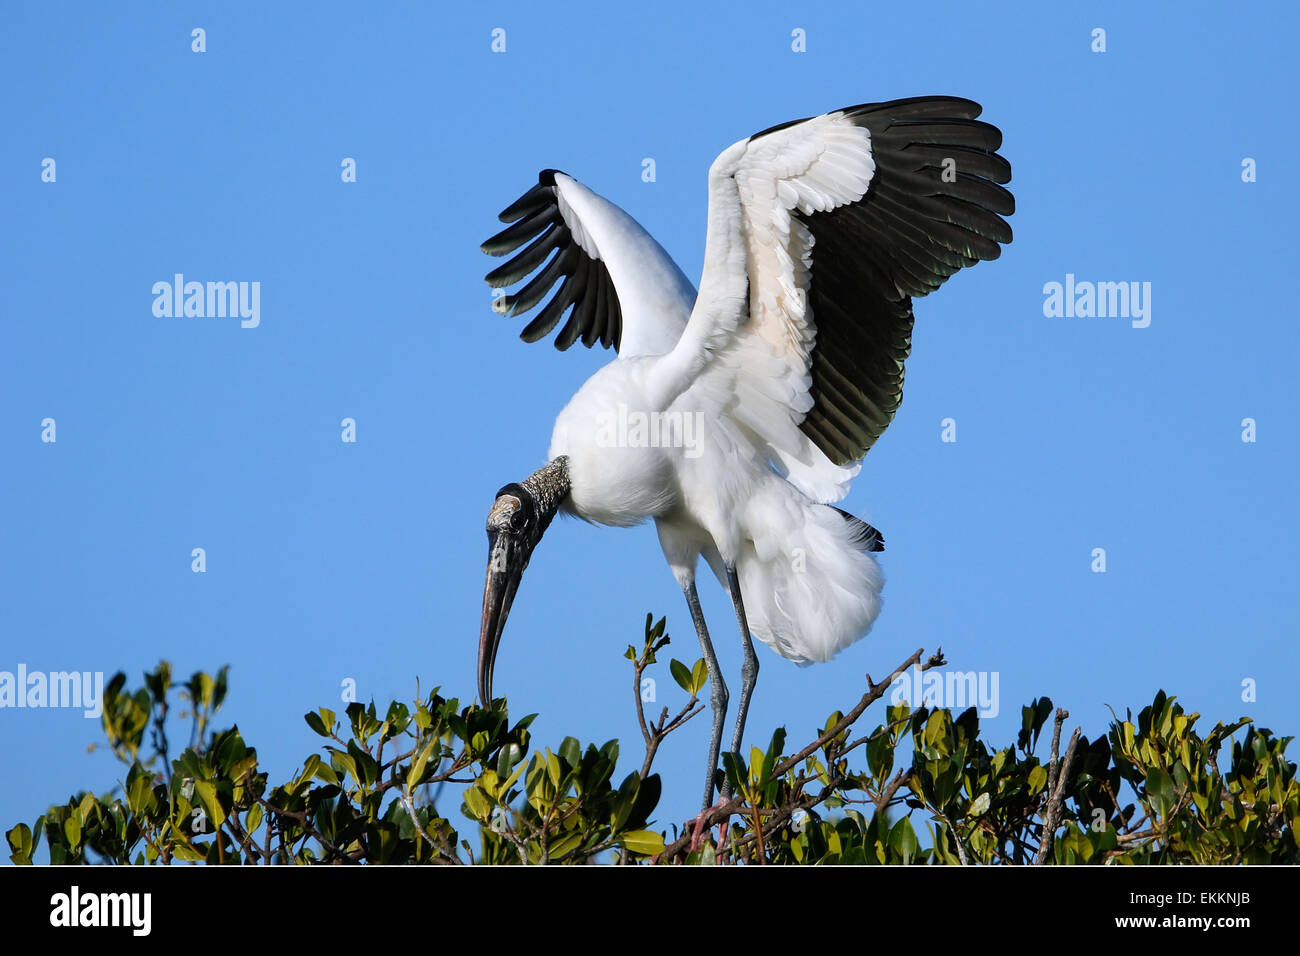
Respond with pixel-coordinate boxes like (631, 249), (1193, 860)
(1035, 709), (1080, 865)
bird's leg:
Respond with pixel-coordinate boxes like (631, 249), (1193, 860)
(721, 564), (758, 800)
(683, 580), (728, 809)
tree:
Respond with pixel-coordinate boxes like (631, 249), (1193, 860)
(7, 615), (1297, 865)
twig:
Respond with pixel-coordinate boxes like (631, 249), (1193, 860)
(631, 633), (704, 781)
(640, 701), (704, 780)
(940, 810), (970, 865)
(399, 787), (448, 862)
(1035, 709), (1080, 865)
(633, 659), (655, 754)
(874, 769), (912, 814)
(1045, 708), (1066, 798)
(259, 798), (353, 863)
(772, 647), (933, 779)
(656, 647), (938, 863)
(718, 771), (853, 864)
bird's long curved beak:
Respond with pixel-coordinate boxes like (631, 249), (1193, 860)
(477, 528), (531, 705)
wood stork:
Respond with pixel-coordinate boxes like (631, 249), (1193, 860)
(476, 96), (1013, 809)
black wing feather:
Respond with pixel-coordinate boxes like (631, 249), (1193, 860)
(483, 171), (625, 352)
(756, 96), (1014, 465)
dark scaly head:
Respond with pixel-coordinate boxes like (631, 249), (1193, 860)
(478, 457), (570, 705)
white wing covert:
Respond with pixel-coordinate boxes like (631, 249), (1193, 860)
(482, 170), (696, 357)
(649, 97), (1014, 501)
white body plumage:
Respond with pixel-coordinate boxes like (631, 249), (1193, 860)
(549, 348), (883, 665)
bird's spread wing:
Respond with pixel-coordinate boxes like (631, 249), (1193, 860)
(648, 97), (1013, 498)
(482, 170), (696, 357)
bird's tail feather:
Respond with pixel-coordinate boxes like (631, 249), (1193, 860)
(717, 486), (884, 665)
(831, 507), (885, 553)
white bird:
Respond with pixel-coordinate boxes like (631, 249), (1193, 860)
(476, 96), (1013, 809)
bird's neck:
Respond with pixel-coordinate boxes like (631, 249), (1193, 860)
(520, 456), (571, 534)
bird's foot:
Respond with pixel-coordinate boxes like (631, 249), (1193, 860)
(687, 798), (728, 854)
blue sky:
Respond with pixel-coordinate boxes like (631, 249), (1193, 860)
(2, 1), (1297, 848)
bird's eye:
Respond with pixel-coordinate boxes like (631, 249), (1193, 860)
(509, 509), (529, 532)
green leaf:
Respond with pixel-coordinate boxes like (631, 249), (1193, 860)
(463, 786), (491, 823)
(194, 779), (226, 828)
(413, 705), (432, 731)
(127, 769), (157, 817)
(1028, 764), (1048, 796)
(6, 824), (33, 865)
(670, 659), (693, 693)
(620, 830), (665, 855)
(690, 659), (708, 696)
(924, 711), (947, 750)
(546, 751), (562, 789)
(408, 738), (438, 789)
(311, 759), (339, 786)
(610, 774), (640, 832)
(547, 828), (585, 859)
(172, 842), (203, 862)
(305, 710), (331, 737)
(888, 818), (918, 864)
(1146, 767), (1175, 818)
(329, 749), (358, 787)
(762, 728), (787, 783)
(558, 737), (581, 769)
(721, 750), (747, 792)
(867, 732), (893, 781)
(298, 754), (323, 787)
